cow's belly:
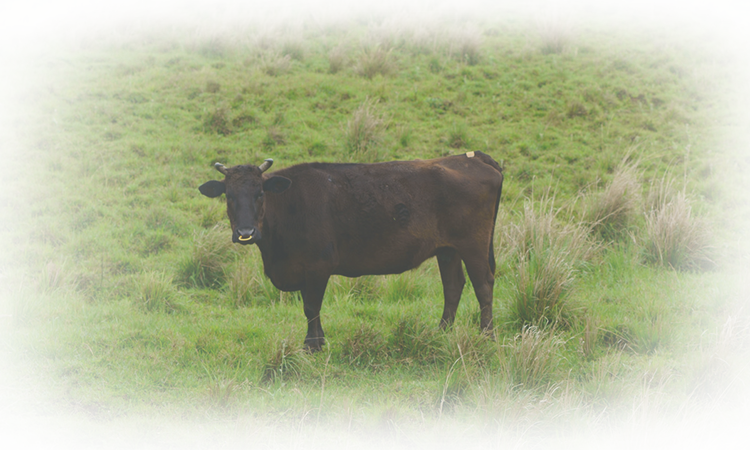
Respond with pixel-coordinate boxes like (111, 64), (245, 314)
(333, 238), (438, 277)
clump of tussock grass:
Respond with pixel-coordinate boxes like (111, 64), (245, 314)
(7, 288), (41, 328)
(259, 53), (292, 77)
(304, 0), (352, 34)
(500, 325), (566, 390)
(639, 0), (678, 20)
(133, 271), (181, 313)
(446, 121), (470, 149)
(439, 325), (495, 368)
(691, 0), (732, 20)
(448, 27), (482, 65)
(437, 0), (479, 22)
(388, 317), (443, 364)
(687, 316), (743, 405)
(643, 188), (713, 270)
(260, 336), (310, 384)
(225, 256), (278, 307)
(501, 197), (595, 327)
(178, 224), (236, 288)
(328, 44), (348, 74)
(534, 0), (577, 54)
(339, 323), (387, 367)
(344, 97), (386, 162)
(355, 46), (396, 79)
(226, 416), (266, 450)
(584, 160), (642, 241)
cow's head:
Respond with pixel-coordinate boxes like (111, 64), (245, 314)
(198, 159), (291, 245)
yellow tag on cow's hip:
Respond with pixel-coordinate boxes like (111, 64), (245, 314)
(466, 151), (475, 158)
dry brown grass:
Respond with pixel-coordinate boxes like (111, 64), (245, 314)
(584, 160), (641, 241)
(328, 44), (348, 74)
(643, 189), (713, 270)
(534, 0), (577, 54)
(355, 46), (396, 79)
(502, 197), (595, 326)
(344, 97), (386, 161)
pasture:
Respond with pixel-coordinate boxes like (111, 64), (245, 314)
(1, 11), (749, 447)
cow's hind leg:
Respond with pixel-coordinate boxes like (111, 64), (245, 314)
(301, 275), (329, 352)
(461, 251), (495, 335)
(437, 248), (466, 329)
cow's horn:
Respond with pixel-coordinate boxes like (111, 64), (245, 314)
(258, 159), (273, 173)
(214, 163), (228, 175)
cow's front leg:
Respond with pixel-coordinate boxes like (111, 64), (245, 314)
(301, 275), (330, 352)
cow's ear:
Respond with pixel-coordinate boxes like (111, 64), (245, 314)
(199, 180), (225, 198)
(263, 176), (292, 194)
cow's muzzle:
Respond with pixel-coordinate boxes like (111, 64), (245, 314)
(234, 227), (259, 245)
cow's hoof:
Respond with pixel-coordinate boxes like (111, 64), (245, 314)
(304, 338), (325, 353)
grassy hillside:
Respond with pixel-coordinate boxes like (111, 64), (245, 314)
(4, 16), (748, 432)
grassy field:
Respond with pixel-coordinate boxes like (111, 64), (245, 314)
(2, 11), (749, 445)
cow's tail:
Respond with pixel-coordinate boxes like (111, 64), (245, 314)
(473, 152), (504, 275)
(488, 174), (503, 275)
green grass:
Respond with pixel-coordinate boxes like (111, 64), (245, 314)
(3, 15), (748, 434)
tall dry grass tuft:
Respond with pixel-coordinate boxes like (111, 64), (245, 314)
(355, 46), (396, 79)
(643, 189), (713, 270)
(584, 161), (641, 241)
(260, 336), (310, 384)
(688, 316), (743, 406)
(225, 255), (278, 307)
(134, 271), (181, 313)
(178, 224), (236, 288)
(640, 0), (678, 20)
(344, 97), (386, 162)
(534, 0), (577, 54)
(692, 0), (732, 20)
(500, 325), (565, 389)
(448, 27), (483, 65)
(328, 44), (348, 74)
(502, 197), (594, 326)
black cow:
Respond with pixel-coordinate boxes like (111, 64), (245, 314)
(199, 152), (504, 351)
